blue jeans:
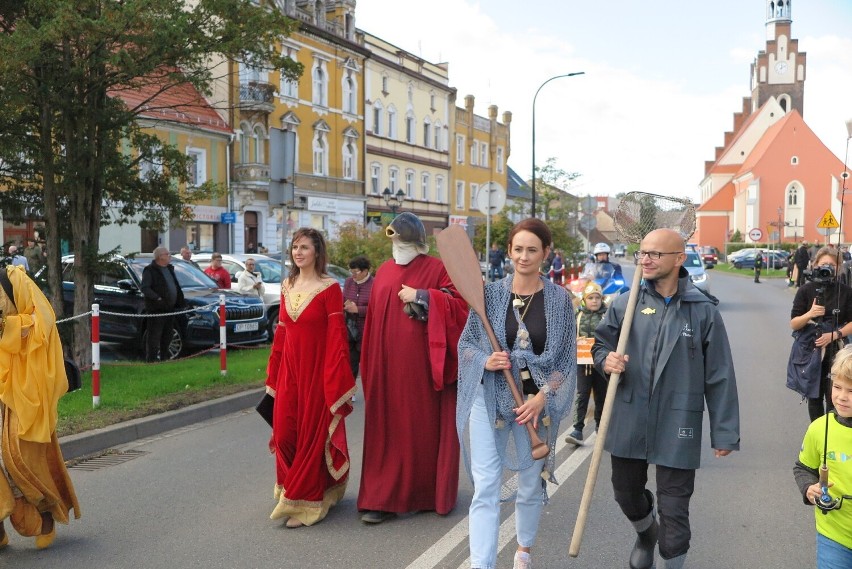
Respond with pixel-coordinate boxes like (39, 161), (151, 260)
(488, 265), (504, 281)
(468, 385), (545, 569)
(817, 533), (852, 568)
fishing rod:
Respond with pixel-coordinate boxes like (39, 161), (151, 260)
(816, 130), (852, 513)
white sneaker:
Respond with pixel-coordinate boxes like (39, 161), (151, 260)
(513, 551), (532, 569)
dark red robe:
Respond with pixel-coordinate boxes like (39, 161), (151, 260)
(358, 255), (469, 514)
(266, 282), (355, 525)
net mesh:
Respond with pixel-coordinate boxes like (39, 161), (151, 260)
(613, 191), (697, 244)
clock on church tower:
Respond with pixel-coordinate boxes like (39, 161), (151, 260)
(749, 0), (806, 116)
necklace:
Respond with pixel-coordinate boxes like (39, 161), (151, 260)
(512, 290), (537, 321)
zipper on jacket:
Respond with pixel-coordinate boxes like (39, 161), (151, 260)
(648, 302), (670, 398)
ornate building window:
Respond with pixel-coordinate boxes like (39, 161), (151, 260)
(436, 176), (445, 204)
(421, 172), (430, 201)
(342, 75), (356, 114)
(423, 117), (432, 148)
(455, 181), (464, 210)
(372, 100), (383, 136)
(405, 169), (415, 198)
(387, 105), (397, 139)
(370, 163), (381, 194)
(312, 59), (328, 107)
(312, 123), (329, 175)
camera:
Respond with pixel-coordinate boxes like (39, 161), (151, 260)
(805, 264), (835, 284)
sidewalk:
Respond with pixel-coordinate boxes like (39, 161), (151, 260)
(58, 387), (264, 460)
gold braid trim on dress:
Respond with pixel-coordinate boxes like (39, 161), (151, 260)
(269, 481), (347, 526)
(325, 413), (350, 481)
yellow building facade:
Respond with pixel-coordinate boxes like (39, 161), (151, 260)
(231, 0), (367, 254)
(363, 33), (453, 235)
(450, 95), (512, 233)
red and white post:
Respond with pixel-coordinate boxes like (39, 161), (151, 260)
(219, 294), (227, 376)
(91, 303), (101, 407)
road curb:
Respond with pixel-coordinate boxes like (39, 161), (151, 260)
(59, 388), (264, 460)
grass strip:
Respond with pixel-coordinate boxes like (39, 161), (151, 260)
(57, 345), (270, 437)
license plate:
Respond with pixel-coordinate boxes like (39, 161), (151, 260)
(234, 322), (259, 333)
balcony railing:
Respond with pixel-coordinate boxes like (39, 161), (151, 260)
(239, 82), (275, 112)
(233, 163), (270, 184)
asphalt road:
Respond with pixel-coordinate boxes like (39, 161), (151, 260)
(5, 266), (818, 568)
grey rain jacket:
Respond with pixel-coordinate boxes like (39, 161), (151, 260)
(592, 267), (740, 469)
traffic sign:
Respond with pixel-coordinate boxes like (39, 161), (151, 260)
(748, 228), (763, 242)
(817, 209), (839, 229)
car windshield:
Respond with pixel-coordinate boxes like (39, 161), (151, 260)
(128, 258), (219, 289)
(580, 261), (615, 281)
(684, 252), (703, 267)
(254, 259), (282, 283)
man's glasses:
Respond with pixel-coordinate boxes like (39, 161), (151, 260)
(633, 251), (683, 260)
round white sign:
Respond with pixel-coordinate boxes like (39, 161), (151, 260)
(476, 182), (506, 215)
(748, 228), (763, 242)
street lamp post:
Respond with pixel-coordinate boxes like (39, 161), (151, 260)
(382, 187), (405, 216)
(531, 71), (584, 218)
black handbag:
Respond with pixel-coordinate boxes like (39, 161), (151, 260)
(64, 357), (82, 392)
(256, 392), (274, 427)
(346, 316), (361, 343)
(1, 267), (82, 392)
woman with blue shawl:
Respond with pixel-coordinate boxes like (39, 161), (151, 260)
(457, 218), (576, 569)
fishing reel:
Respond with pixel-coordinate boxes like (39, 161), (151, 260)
(815, 487), (843, 514)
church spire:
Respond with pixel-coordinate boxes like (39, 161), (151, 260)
(766, 1), (792, 40)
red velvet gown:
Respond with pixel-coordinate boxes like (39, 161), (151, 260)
(266, 281), (355, 526)
(357, 255), (469, 515)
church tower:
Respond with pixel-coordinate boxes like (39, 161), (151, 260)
(750, 0), (806, 115)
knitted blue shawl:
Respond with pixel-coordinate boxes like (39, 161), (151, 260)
(456, 275), (576, 485)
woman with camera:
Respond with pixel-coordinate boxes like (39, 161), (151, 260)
(790, 246), (852, 421)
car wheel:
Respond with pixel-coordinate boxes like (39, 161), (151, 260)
(268, 306), (279, 338)
(733, 262), (741, 269)
(140, 325), (185, 361)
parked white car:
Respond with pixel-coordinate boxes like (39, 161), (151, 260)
(194, 253), (281, 337)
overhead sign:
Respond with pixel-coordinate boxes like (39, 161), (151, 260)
(817, 209), (840, 229)
(748, 228), (763, 242)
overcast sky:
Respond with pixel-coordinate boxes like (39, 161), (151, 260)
(356, 0), (852, 202)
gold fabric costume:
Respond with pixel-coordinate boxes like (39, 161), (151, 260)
(0, 265), (80, 541)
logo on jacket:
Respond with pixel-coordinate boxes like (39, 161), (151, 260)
(680, 324), (694, 338)
(677, 427), (694, 439)
(641, 307), (656, 315)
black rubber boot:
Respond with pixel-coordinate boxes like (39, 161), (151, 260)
(629, 490), (658, 569)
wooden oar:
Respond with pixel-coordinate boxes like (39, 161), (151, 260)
(437, 226), (548, 460)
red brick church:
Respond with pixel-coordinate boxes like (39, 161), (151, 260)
(694, 0), (850, 250)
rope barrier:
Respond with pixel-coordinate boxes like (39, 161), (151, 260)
(54, 299), (269, 407)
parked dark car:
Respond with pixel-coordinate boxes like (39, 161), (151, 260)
(732, 251), (788, 270)
(52, 254), (268, 359)
(699, 246), (720, 268)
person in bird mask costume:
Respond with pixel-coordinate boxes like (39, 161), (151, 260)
(356, 213), (469, 524)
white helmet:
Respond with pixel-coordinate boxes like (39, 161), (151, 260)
(593, 242), (611, 255)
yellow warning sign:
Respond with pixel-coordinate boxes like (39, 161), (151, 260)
(818, 210), (840, 229)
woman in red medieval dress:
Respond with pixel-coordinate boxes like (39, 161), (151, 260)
(266, 228), (355, 528)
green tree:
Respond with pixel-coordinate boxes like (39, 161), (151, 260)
(0, 0), (302, 362)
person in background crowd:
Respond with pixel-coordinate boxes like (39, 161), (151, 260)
(753, 250), (763, 283)
(790, 246), (852, 422)
(179, 246), (199, 269)
(566, 282), (608, 446)
(488, 243), (506, 282)
(550, 250), (564, 285)
(0, 264), (81, 550)
(7, 246), (29, 272)
(266, 228), (355, 528)
(457, 218), (576, 569)
(594, 229), (740, 569)
(592, 242), (624, 279)
(246, 242), (257, 254)
(343, 256), (373, 398)
(203, 252), (231, 289)
(236, 258), (264, 299)
(140, 247), (185, 362)
(795, 242), (811, 287)
(23, 238), (43, 274)
(357, 213), (469, 524)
